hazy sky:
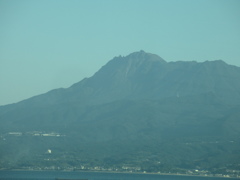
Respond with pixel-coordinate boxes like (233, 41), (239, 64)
(1, 0), (240, 105)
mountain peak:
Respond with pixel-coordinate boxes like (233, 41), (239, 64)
(95, 51), (167, 79)
(126, 50), (166, 63)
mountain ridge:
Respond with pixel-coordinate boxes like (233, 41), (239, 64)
(2, 51), (240, 108)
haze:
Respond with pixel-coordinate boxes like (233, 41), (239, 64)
(0, 0), (240, 105)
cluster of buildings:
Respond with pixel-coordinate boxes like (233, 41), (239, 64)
(3, 131), (65, 137)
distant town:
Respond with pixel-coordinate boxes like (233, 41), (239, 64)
(1, 162), (240, 179)
(3, 131), (65, 138)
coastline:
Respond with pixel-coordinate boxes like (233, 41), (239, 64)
(0, 168), (239, 179)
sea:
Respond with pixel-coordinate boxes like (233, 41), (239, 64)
(0, 171), (238, 180)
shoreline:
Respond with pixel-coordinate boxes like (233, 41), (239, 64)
(0, 168), (239, 179)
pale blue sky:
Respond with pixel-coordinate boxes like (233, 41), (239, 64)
(0, 0), (240, 105)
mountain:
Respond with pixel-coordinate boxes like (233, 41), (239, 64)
(1, 51), (240, 174)
(4, 50), (240, 108)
